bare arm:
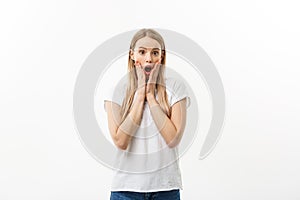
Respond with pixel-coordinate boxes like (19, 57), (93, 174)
(147, 94), (187, 148)
(105, 62), (146, 150)
(105, 94), (145, 150)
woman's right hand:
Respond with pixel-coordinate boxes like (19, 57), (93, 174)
(135, 61), (146, 100)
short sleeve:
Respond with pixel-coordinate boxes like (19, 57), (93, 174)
(168, 78), (191, 108)
(103, 82), (126, 112)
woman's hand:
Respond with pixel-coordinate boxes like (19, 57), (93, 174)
(146, 61), (161, 99)
(135, 61), (146, 101)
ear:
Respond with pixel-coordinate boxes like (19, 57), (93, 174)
(130, 49), (135, 61)
(159, 56), (163, 62)
(160, 51), (165, 61)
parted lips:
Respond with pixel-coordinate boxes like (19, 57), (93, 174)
(144, 66), (152, 72)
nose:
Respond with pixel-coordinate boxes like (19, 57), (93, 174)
(145, 52), (152, 63)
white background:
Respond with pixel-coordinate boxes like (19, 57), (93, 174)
(1, 0), (300, 199)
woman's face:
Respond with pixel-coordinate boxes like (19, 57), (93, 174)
(131, 36), (162, 77)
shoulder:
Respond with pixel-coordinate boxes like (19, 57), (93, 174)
(165, 77), (179, 89)
(165, 77), (190, 108)
(104, 78), (127, 107)
(165, 77), (187, 94)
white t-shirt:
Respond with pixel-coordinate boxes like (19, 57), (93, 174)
(103, 77), (191, 192)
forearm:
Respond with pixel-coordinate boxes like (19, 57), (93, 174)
(115, 94), (145, 149)
(147, 94), (178, 147)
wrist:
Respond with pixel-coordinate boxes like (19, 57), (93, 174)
(135, 92), (146, 102)
(146, 93), (155, 99)
(146, 93), (157, 105)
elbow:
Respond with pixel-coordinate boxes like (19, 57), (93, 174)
(167, 140), (179, 149)
(116, 141), (128, 150)
(166, 131), (183, 149)
(113, 134), (129, 150)
(166, 136), (180, 149)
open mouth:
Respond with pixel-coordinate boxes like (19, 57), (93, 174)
(144, 65), (152, 75)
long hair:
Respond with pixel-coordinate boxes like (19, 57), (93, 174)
(120, 28), (171, 122)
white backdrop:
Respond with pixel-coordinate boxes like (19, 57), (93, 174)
(1, 0), (300, 199)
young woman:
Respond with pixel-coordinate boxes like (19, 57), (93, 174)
(104, 28), (190, 200)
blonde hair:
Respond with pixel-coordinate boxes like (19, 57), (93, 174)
(120, 28), (171, 122)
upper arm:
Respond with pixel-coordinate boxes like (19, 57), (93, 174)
(104, 100), (122, 144)
(170, 97), (187, 143)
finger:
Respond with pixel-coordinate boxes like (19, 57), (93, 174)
(155, 61), (162, 69)
(134, 60), (141, 67)
(136, 63), (143, 74)
(151, 62), (160, 76)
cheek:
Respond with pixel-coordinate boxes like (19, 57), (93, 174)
(135, 57), (143, 62)
(134, 54), (144, 62)
(155, 58), (162, 64)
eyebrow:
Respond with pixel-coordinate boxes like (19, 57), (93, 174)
(137, 47), (161, 50)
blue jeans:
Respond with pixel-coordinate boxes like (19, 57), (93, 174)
(110, 189), (180, 200)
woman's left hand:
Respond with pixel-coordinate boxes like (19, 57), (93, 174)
(146, 61), (161, 98)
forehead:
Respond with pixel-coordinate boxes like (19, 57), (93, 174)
(135, 37), (161, 49)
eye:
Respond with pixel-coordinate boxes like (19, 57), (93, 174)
(152, 51), (160, 56)
(138, 50), (145, 55)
